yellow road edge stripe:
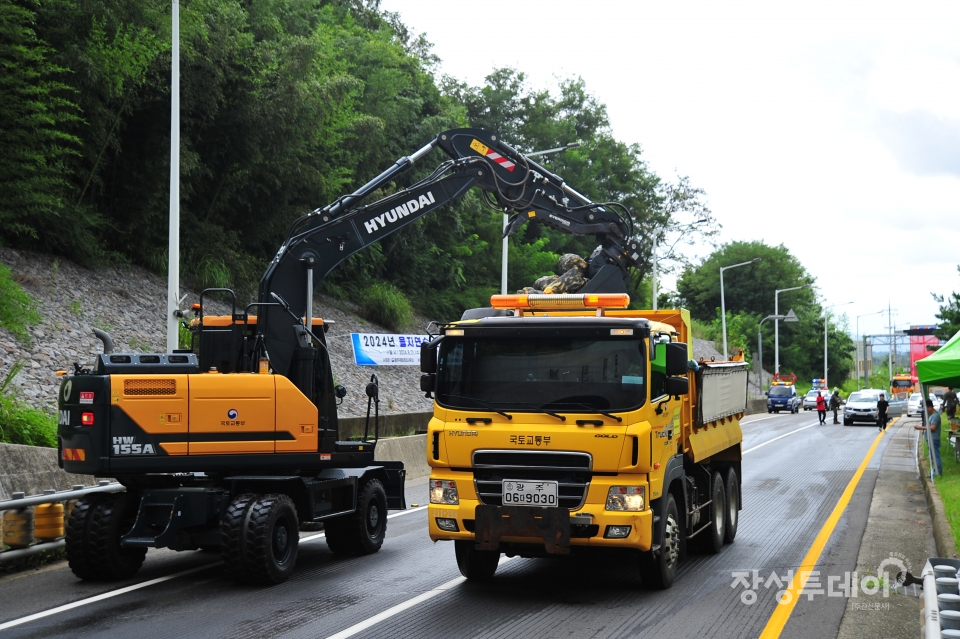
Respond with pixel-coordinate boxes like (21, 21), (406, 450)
(758, 417), (897, 639)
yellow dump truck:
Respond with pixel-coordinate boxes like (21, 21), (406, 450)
(420, 293), (749, 588)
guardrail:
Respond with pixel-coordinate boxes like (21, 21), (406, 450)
(0, 481), (125, 562)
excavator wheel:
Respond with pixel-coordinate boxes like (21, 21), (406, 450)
(221, 493), (256, 582)
(325, 479), (387, 556)
(66, 492), (146, 581)
(244, 494), (299, 585)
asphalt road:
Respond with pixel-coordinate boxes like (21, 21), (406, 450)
(0, 411), (894, 639)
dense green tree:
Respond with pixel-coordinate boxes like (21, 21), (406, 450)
(0, 0), (81, 253)
(933, 265), (960, 342)
(675, 241), (853, 384)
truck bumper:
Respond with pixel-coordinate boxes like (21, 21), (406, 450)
(428, 472), (653, 552)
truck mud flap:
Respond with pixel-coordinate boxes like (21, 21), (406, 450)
(474, 505), (570, 554)
(378, 461), (407, 510)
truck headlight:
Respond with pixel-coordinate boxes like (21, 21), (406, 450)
(430, 479), (459, 505)
(605, 486), (645, 511)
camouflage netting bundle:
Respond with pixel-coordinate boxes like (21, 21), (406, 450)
(533, 274), (559, 291)
(520, 253), (590, 295)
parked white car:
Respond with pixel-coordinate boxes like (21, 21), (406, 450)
(907, 393), (923, 417)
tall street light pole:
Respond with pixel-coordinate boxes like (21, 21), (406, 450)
(855, 310), (884, 390)
(823, 302), (853, 388)
(501, 142), (581, 294)
(720, 258), (761, 359)
(775, 284), (808, 375)
(165, 0), (181, 352)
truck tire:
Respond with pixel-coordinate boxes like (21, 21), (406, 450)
(243, 494), (299, 585)
(66, 492), (146, 581)
(724, 468), (739, 544)
(701, 472), (726, 555)
(639, 493), (679, 589)
(454, 540), (500, 581)
(325, 479), (387, 556)
(221, 493), (257, 582)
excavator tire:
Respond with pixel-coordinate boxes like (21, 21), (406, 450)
(221, 493), (257, 582)
(239, 494), (299, 585)
(66, 492), (146, 581)
(324, 479), (387, 556)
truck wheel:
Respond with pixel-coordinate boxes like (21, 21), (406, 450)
(221, 493), (257, 582)
(243, 494), (299, 585)
(67, 492), (146, 581)
(325, 479), (387, 556)
(454, 540), (500, 581)
(701, 472), (726, 554)
(639, 493), (679, 589)
(724, 468), (739, 544)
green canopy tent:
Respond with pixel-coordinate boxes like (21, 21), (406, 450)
(917, 330), (960, 477)
(917, 330), (960, 387)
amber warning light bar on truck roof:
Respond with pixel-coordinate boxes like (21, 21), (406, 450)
(489, 293), (630, 310)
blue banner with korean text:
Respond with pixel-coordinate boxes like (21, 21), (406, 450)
(351, 333), (429, 366)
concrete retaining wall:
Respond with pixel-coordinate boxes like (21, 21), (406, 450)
(339, 412), (432, 441)
(374, 434), (429, 480)
(0, 443), (95, 500)
(745, 398), (767, 415)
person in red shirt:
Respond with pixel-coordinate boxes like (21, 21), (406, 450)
(816, 391), (827, 425)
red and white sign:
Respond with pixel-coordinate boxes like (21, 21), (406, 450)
(79, 392), (94, 404)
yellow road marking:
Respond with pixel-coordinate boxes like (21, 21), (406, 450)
(758, 417), (896, 638)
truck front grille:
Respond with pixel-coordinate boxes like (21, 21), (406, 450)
(472, 450), (592, 510)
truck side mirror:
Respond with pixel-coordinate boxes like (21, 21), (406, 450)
(664, 376), (689, 397)
(665, 342), (688, 376)
(420, 374), (436, 396)
(420, 336), (442, 374)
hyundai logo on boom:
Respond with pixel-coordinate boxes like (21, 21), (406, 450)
(363, 191), (436, 234)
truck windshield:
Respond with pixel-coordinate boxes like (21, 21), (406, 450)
(769, 386), (793, 397)
(892, 380), (912, 388)
(435, 336), (646, 413)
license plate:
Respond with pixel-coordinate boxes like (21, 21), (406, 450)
(502, 480), (558, 506)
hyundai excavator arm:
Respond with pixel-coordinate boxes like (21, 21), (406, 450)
(257, 127), (643, 379)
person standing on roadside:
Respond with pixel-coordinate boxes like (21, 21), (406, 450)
(877, 393), (890, 431)
(816, 391), (827, 425)
(829, 389), (841, 424)
(916, 399), (942, 474)
(944, 386), (958, 419)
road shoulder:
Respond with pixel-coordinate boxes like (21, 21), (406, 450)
(837, 417), (936, 639)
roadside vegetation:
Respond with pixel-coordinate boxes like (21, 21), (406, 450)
(0, 264), (41, 346)
(0, 361), (57, 447)
(0, 0), (716, 324)
(671, 241), (855, 387)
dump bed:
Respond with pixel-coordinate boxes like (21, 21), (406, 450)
(685, 360), (748, 463)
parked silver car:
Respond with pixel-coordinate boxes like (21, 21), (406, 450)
(802, 390), (824, 411)
(843, 389), (883, 426)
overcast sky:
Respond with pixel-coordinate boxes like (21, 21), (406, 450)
(382, 0), (960, 339)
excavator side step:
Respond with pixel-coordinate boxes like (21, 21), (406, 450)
(123, 488), (229, 549)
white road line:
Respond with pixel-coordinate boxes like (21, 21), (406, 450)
(743, 422), (819, 455)
(323, 556), (515, 639)
(0, 504), (429, 631)
(740, 414), (782, 426)
(0, 562), (220, 631)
